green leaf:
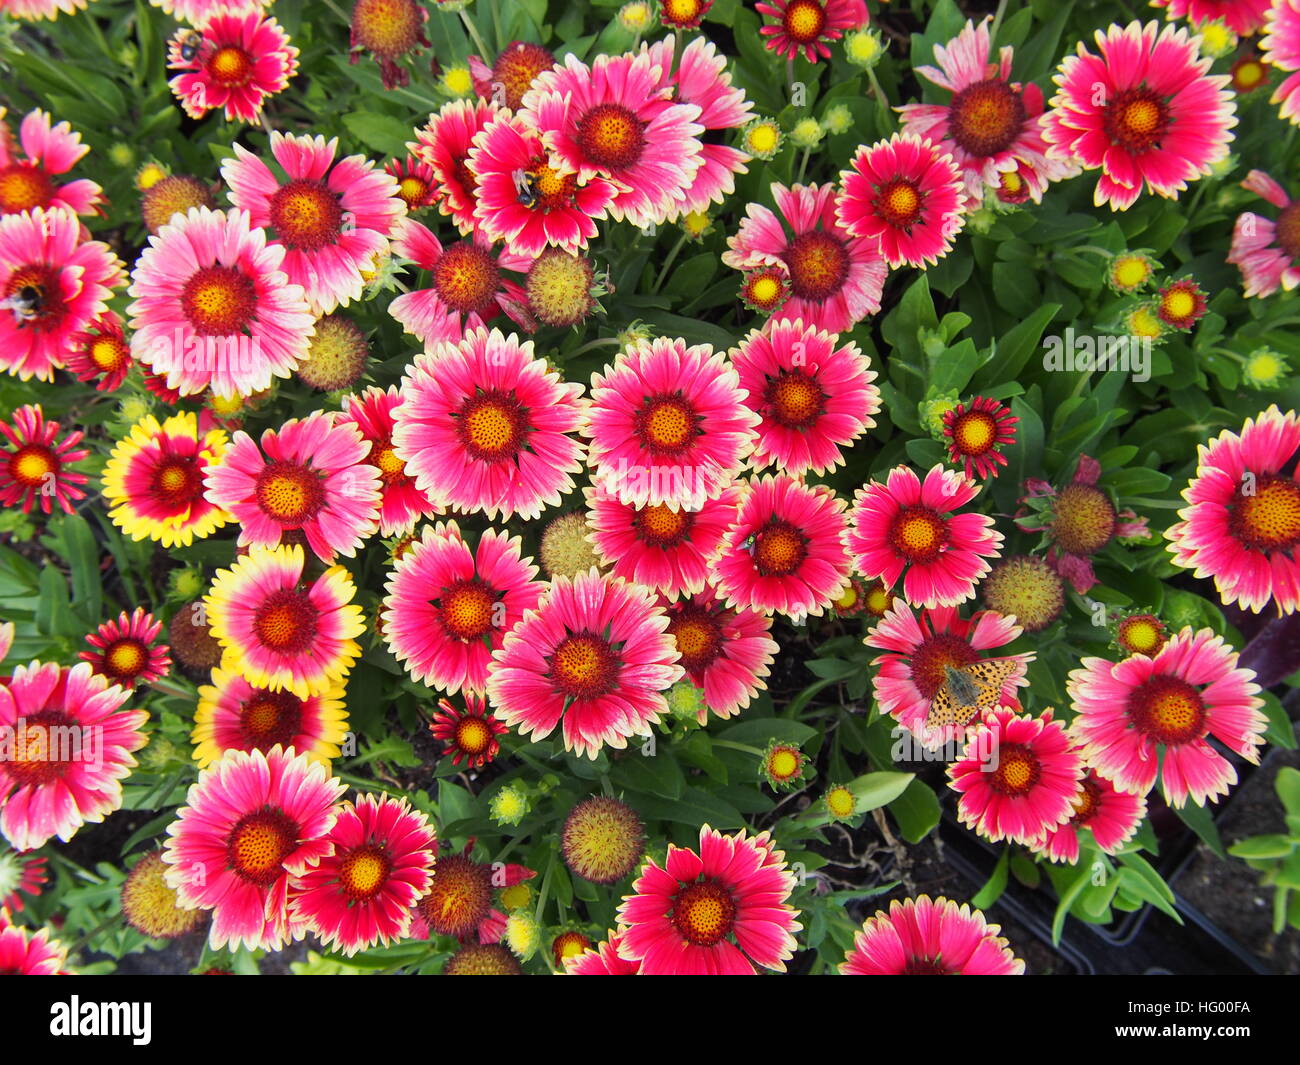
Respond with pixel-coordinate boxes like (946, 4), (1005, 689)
(1174, 800), (1227, 860)
(886, 779), (941, 843)
(1276, 767), (1300, 817)
(847, 771), (914, 812)
(1229, 835), (1295, 860)
(972, 848), (1010, 909)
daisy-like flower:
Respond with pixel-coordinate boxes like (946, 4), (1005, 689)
(223, 133), (406, 314)
(865, 601), (1032, 741)
(386, 220), (534, 345)
(487, 569), (683, 759)
(1036, 768), (1147, 864)
(949, 707), (1084, 845)
(1156, 277), (1208, 329)
(1116, 612), (1168, 657)
(1166, 409), (1300, 614)
(848, 464), (1002, 609)
(1, 0), (89, 21)
(662, 585), (778, 721)
(128, 206), (315, 398)
(942, 396), (1019, 480)
(65, 315), (132, 391)
(290, 794), (436, 956)
(1108, 250), (1158, 293)
(565, 929), (642, 975)
(660, 0), (712, 29)
(193, 666), (348, 769)
(1230, 52), (1271, 93)
(205, 544), (366, 699)
(469, 40), (557, 110)
(617, 825), (801, 975)
(835, 134), (966, 268)
(80, 609), (171, 690)
(204, 412), (382, 561)
(167, 13), (299, 124)
(898, 19), (1066, 204)
(1019, 455), (1148, 594)
(645, 36), (754, 218)
(0, 921), (66, 976)
(713, 475), (853, 621)
(468, 111), (617, 257)
(1263, 0), (1300, 122)
(0, 404), (88, 515)
(391, 326), (586, 521)
(1069, 628), (1266, 807)
(385, 156), (438, 212)
(585, 482), (741, 601)
(103, 411), (231, 548)
(349, 0), (429, 89)
(756, 0), (868, 63)
(1043, 20), (1236, 211)
(0, 850), (47, 913)
(1153, 0), (1272, 36)
(0, 207), (124, 381)
(162, 746), (345, 953)
(336, 386), (438, 537)
(380, 521), (543, 696)
(1228, 170), (1300, 297)
(148, 0), (272, 24)
(429, 693), (507, 768)
(0, 107), (102, 217)
(409, 98), (503, 235)
(521, 49), (705, 229)
(723, 182), (886, 335)
(731, 318), (880, 476)
(585, 337), (759, 511)
(739, 264), (791, 315)
(0, 662), (148, 852)
(840, 896), (1024, 975)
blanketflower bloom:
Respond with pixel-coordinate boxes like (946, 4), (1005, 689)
(617, 825), (802, 975)
(730, 318), (880, 476)
(1068, 628), (1267, 807)
(203, 412), (382, 561)
(0, 207), (124, 381)
(0, 662), (148, 852)
(585, 336), (759, 511)
(0, 921), (66, 975)
(848, 464), (1002, 609)
(0, 403), (88, 515)
(723, 182), (886, 334)
(409, 97), (504, 235)
(1228, 169), (1300, 297)
(335, 386), (438, 537)
(162, 746), (345, 952)
(429, 693), (507, 768)
(840, 896), (1024, 975)
(948, 707), (1084, 845)
(564, 929), (642, 974)
(1153, 0), (1271, 37)
(64, 314), (133, 391)
(204, 544), (366, 699)
(223, 133), (406, 314)
(468, 40), (557, 110)
(349, 0), (428, 89)
(1262, 0), (1300, 123)
(79, 608), (171, 690)
(942, 396), (1018, 480)
(127, 206), (315, 398)
(1043, 20), (1236, 210)
(381, 521), (543, 695)
(0, 107), (102, 217)
(103, 412), (231, 548)
(486, 569), (683, 759)
(756, 0), (868, 63)
(391, 326), (587, 521)
(1035, 768), (1147, 864)
(166, 12), (299, 124)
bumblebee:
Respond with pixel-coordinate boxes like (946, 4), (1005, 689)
(512, 169), (541, 209)
(176, 29), (204, 64)
(4, 285), (43, 325)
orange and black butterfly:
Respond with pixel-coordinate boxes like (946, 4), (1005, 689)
(924, 659), (1019, 730)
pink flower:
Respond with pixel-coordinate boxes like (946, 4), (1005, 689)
(848, 464), (1002, 609)
(948, 706), (1084, 845)
(487, 570), (683, 759)
(1069, 628), (1267, 808)
(1152, 0), (1272, 37)
(1035, 768), (1147, 864)
(840, 895), (1024, 975)
(0, 107), (102, 217)
(731, 317), (880, 476)
(564, 929), (642, 974)
(336, 386), (439, 537)
(391, 326), (587, 521)
(203, 411), (382, 561)
(0, 662), (149, 851)
(1228, 170), (1300, 297)
(713, 474), (853, 621)
(0, 207), (124, 381)
(1043, 20), (1236, 210)
(943, 396), (1019, 480)
(585, 336), (759, 511)
(162, 746), (345, 952)
(289, 794), (436, 957)
(409, 98), (503, 235)
(167, 12), (298, 124)
(223, 133), (406, 313)
(79, 608), (171, 690)
(1263, 0), (1300, 123)
(756, 0), (868, 63)
(617, 825), (802, 974)
(0, 922), (66, 975)
(1167, 406), (1300, 613)
(836, 134), (966, 267)
(65, 314), (132, 391)
(724, 182), (886, 334)
(127, 206), (315, 398)
(381, 521), (543, 696)
(0, 403), (88, 515)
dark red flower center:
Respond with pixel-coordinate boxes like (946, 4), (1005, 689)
(781, 0), (827, 43)
(255, 460), (326, 525)
(5, 264), (64, 332)
(455, 389), (529, 463)
(1231, 474), (1300, 552)
(634, 501), (694, 547)
(4, 710), (76, 786)
(948, 78), (1026, 157)
(575, 103), (647, 171)
(889, 504), (949, 563)
(270, 180), (344, 251)
(239, 688), (304, 748)
(453, 715), (494, 756)
(181, 265), (258, 336)
(227, 806), (300, 886)
(764, 369), (826, 429)
(549, 632), (619, 699)
(0, 164), (54, 214)
(1127, 674), (1207, 746)
(874, 178), (924, 230)
(666, 605), (725, 673)
(1275, 202), (1300, 262)
(783, 230), (850, 301)
(438, 579), (498, 641)
(102, 638), (149, 682)
(989, 742), (1041, 796)
(908, 633), (980, 699)
(671, 879), (737, 946)
(152, 456), (203, 508)
(252, 588), (320, 654)
(1102, 86), (1170, 155)
(751, 519), (808, 577)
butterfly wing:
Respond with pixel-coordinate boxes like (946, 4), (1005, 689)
(923, 659), (1018, 730)
(925, 682), (979, 729)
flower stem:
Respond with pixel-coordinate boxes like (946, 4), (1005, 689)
(652, 232), (688, 293)
(459, 9), (492, 60)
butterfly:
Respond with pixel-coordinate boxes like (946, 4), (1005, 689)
(924, 659), (1020, 730)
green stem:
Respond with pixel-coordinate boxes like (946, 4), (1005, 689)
(796, 146), (812, 184)
(990, 0), (1009, 43)
(711, 740), (765, 757)
(320, 0), (350, 22)
(866, 65), (888, 108)
(459, 9), (492, 60)
(652, 233), (688, 293)
(489, 0), (504, 52)
(569, 336), (623, 358)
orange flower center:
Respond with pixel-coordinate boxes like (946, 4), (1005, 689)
(636, 395), (698, 455)
(662, 0), (706, 27)
(765, 369), (825, 429)
(781, 0), (827, 43)
(104, 639), (148, 680)
(990, 743), (1040, 796)
(270, 180), (344, 251)
(338, 844), (392, 900)
(433, 241), (501, 314)
(207, 45), (254, 87)
(493, 42), (555, 110)
(1103, 87), (1169, 154)
(255, 461), (325, 525)
(1232, 475), (1300, 551)
(89, 336), (130, 373)
(454, 715), (493, 755)
(1128, 675), (1206, 746)
(0, 164), (54, 214)
(439, 579), (497, 641)
(397, 176), (429, 208)
(667, 607), (724, 672)
(550, 632), (619, 698)
(351, 0), (422, 58)
(948, 78), (1026, 157)
(252, 588), (319, 653)
(181, 264), (257, 336)
(9, 444), (56, 487)
(875, 178), (923, 229)
(752, 519), (808, 577)
(1070, 774), (1102, 824)
(575, 103), (647, 171)
(784, 230), (850, 301)
(951, 409), (997, 456)
(456, 390), (528, 462)
(634, 502), (692, 547)
(671, 879), (736, 946)
(1275, 202), (1300, 262)
(227, 808), (299, 885)
(908, 633), (981, 698)
(889, 505), (948, 563)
